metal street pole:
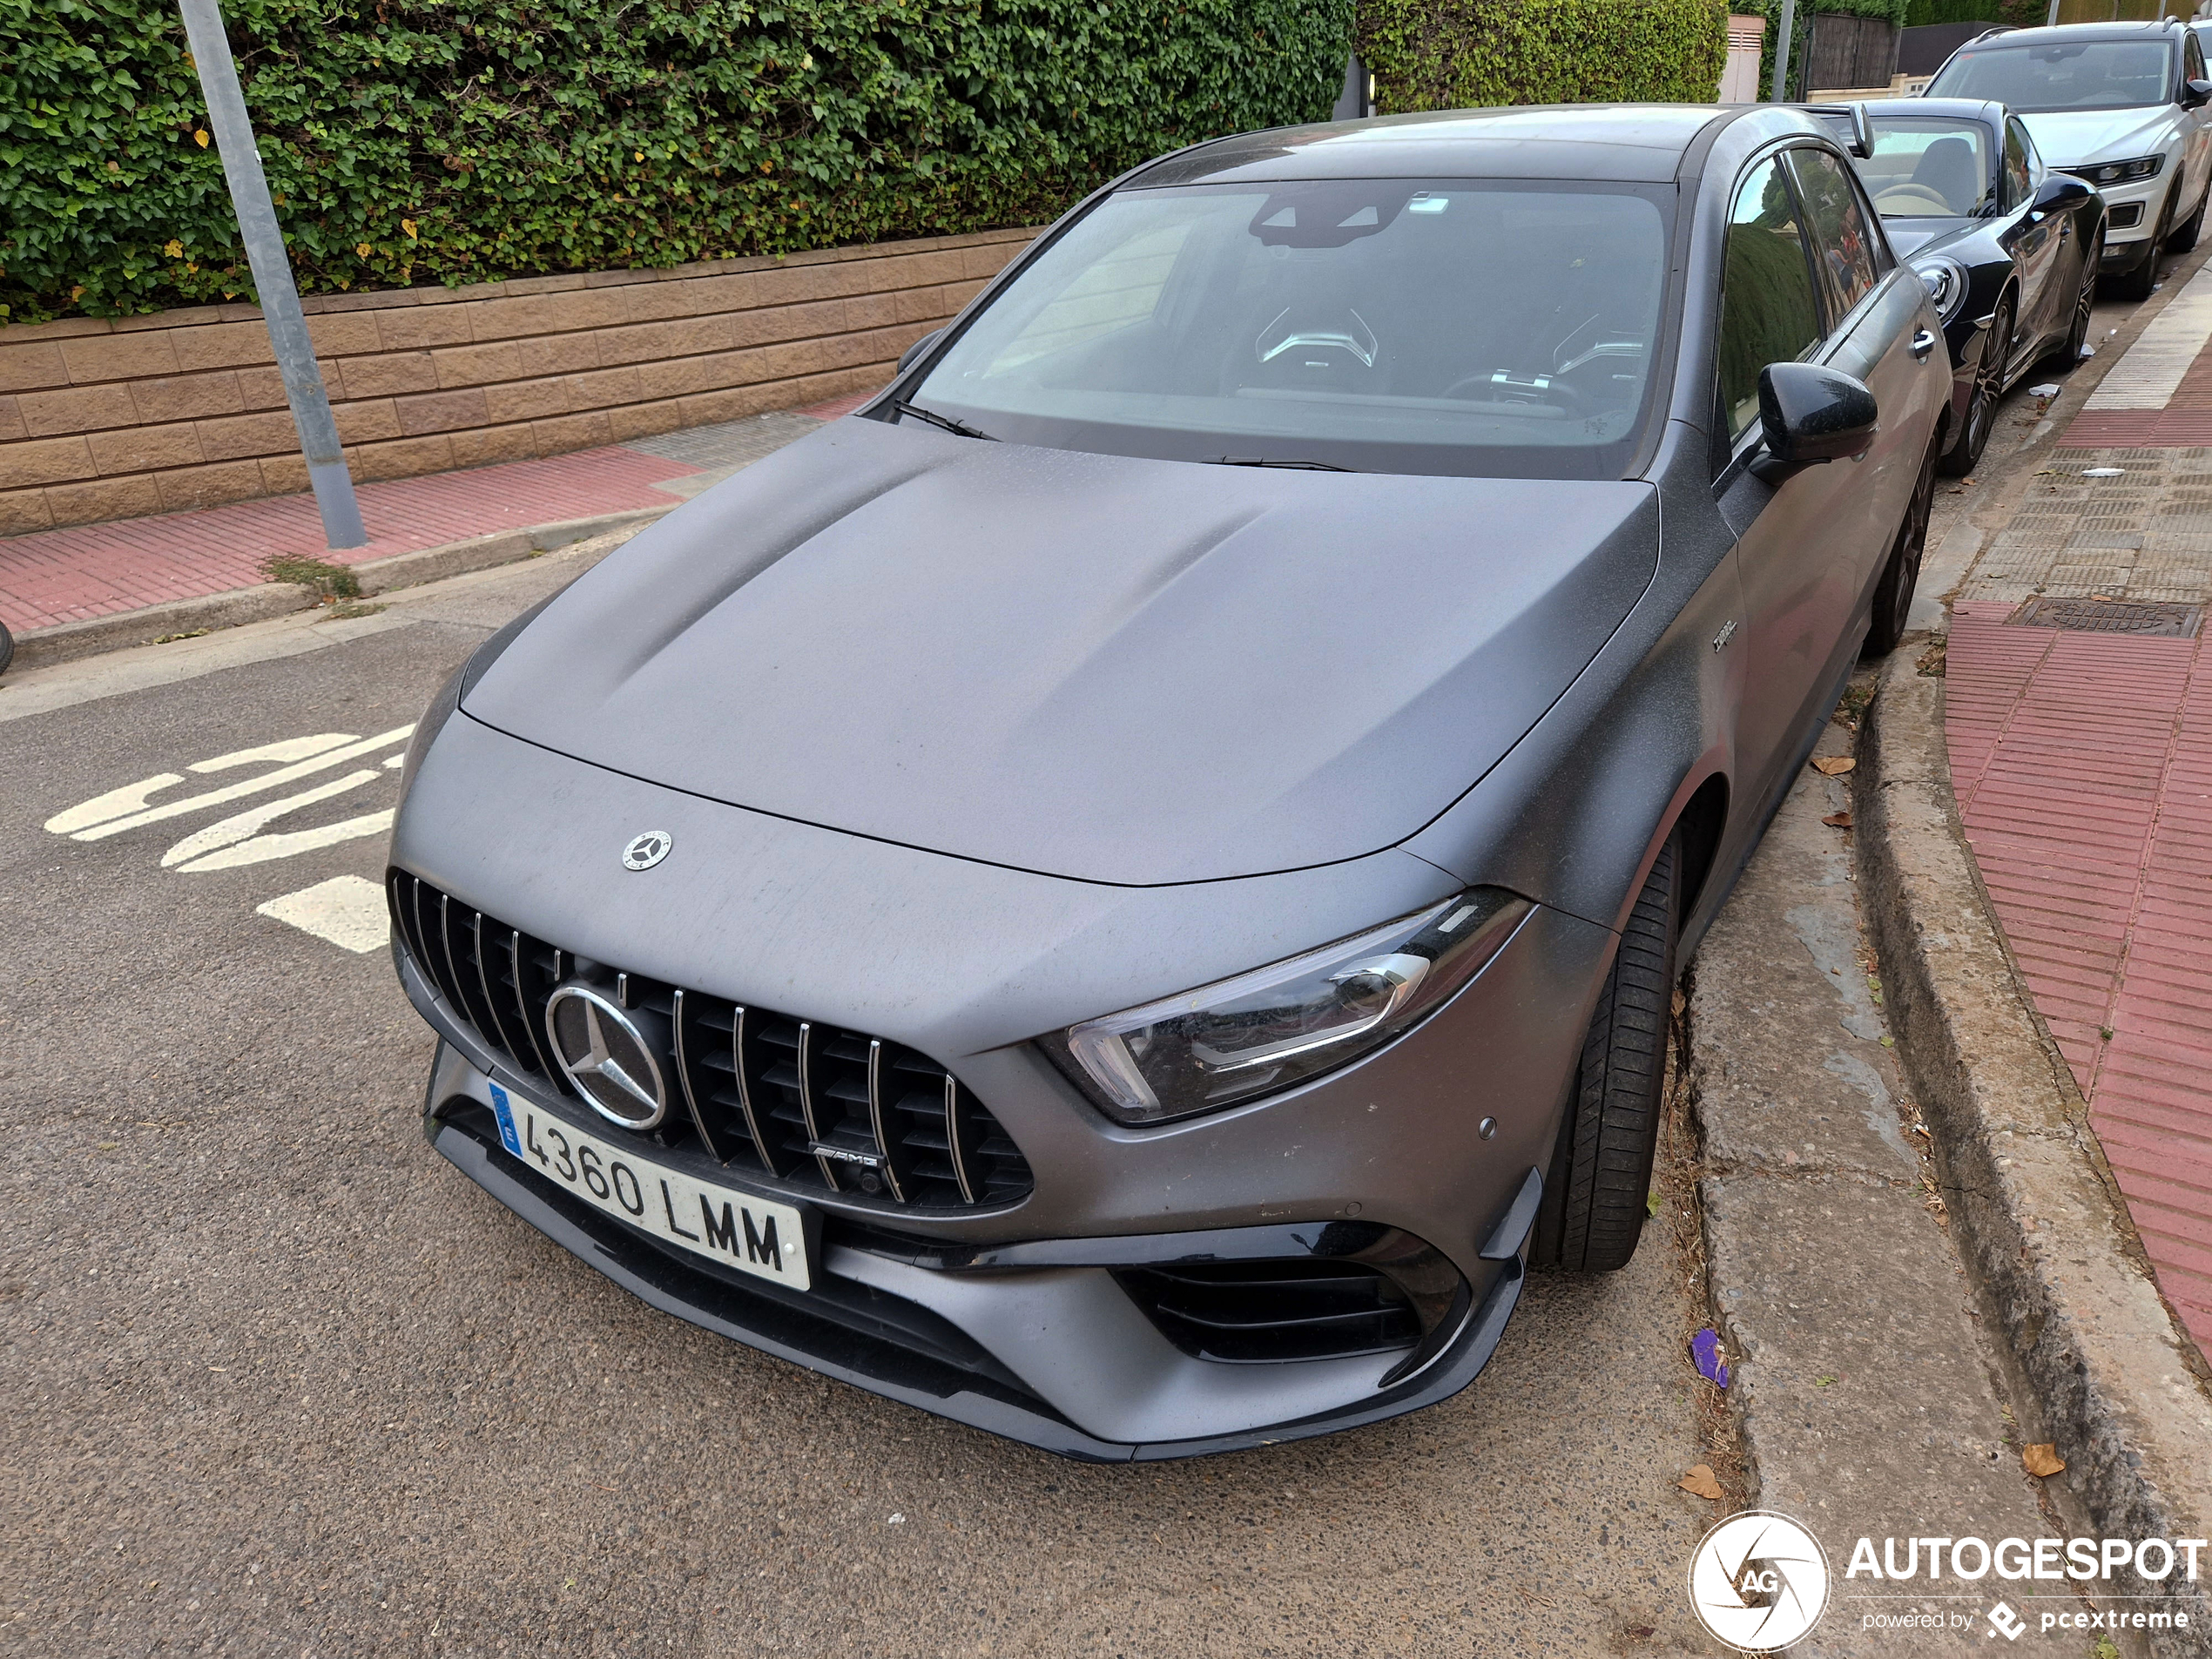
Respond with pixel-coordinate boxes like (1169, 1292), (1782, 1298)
(177, 0), (366, 549)
(1770, 0), (1798, 101)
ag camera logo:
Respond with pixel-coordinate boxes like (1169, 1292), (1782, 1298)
(1689, 1511), (1831, 1650)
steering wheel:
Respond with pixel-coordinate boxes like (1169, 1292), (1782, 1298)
(1443, 371), (1585, 411)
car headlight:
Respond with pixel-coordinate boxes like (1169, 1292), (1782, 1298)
(1043, 888), (1531, 1126)
(1915, 258), (1969, 324)
(2068, 154), (2163, 186)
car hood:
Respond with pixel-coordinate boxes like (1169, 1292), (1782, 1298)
(2019, 106), (2178, 167)
(1880, 218), (1974, 261)
(463, 418), (1660, 887)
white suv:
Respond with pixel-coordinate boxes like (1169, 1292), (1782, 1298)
(1928, 19), (2212, 299)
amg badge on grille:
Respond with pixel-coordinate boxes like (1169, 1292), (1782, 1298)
(621, 830), (673, 871)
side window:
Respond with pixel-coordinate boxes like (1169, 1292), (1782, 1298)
(1717, 156), (1825, 444)
(2002, 119), (2033, 210)
(2188, 33), (2205, 86)
(1788, 148), (1882, 322)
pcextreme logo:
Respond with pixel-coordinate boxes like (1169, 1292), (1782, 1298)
(1688, 1511), (1832, 1650)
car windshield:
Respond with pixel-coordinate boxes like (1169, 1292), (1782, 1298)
(1858, 117), (1994, 215)
(1926, 40), (2173, 111)
(901, 180), (1672, 480)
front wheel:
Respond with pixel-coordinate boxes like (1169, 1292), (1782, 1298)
(1865, 434), (1939, 658)
(1939, 293), (2010, 477)
(1534, 830), (1680, 1275)
(0, 617), (12, 678)
(2168, 179), (2207, 253)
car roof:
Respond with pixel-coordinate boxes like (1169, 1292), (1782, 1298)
(1949, 20), (2182, 49)
(1126, 105), (1750, 188)
(1870, 96), (2006, 125)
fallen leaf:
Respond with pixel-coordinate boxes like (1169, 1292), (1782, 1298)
(2023, 1443), (2066, 1477)
(1677, 1464), (1724, 1501)
(1823, 811), (1852, 828)
(193, 128), (210, 147)
(163, 238), (183, 259)
(1811, 756), (1856, 776)
(401, 217), (418, 239)
(356, 242), (373, 258)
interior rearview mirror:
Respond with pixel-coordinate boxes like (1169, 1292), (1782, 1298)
(1751, 362), (1878, 482)
(899, 327), (946, 374)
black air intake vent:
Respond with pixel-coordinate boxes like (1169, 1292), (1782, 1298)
(388, 869), (1032, 1213)
(1115, 1260), (1423, 1363)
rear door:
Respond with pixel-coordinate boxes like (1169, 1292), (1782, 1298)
(1788, 145), (1936, 631)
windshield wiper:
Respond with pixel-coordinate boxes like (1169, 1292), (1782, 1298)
(1211, 455), (1358, 471)
(891, 399), (997, 441)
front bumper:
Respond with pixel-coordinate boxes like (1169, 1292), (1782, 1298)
(424, 1040), (1532, 1460)
(392, 712), (1611, 1453)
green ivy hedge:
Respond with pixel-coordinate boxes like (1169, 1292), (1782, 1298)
(1357, 0), (1728, 114)
(0, 0), (1353, 323)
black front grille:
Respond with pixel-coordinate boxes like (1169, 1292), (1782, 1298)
(1116, 1259), (1423, 1364)
(388, 869), (1032, 1212)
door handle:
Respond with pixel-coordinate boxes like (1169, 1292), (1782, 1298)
(1911, 328), (1939, 361)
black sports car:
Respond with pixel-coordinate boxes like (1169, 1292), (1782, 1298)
(1814, 98), (2107, 475)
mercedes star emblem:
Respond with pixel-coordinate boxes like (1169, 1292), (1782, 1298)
(543, 984), (670, 1130)
(622, 830), (673, 872)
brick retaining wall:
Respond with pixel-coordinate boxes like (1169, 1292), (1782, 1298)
(0, 226), (1034, 536)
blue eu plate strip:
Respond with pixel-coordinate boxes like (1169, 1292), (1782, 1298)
(489, 1082), (523, 1157)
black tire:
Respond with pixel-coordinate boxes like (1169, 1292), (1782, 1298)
(0, 619), (12, 678)
(1865, 434), (1938, 658)
(2051, 223), (2104, 374)
(1536, 831), (1681, 1275)
(1939, 292), (2011, 477)
(2168, 179), (2207, 253)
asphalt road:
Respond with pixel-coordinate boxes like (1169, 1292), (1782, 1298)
(1, 545), (1738, 1657)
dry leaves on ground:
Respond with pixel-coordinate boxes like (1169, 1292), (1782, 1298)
(1822, 811), (1852, 828)
(2022, 1443), (2067, 1477)
(1677, 1464), (1725, 1501)
(1811, 756), (1857, 776)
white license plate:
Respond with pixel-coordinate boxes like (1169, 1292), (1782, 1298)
(487, 1083), (811, 1291)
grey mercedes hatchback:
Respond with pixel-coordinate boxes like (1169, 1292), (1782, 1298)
(388, 103), (1945, 1459)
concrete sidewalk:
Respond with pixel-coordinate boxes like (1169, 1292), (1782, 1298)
(0, 390), (867, 638)
(1942, 259), (2212, 1359)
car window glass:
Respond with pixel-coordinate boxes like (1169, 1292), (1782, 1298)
(1863, 116), (1994, 215)
(1717, 156), (1824, 444)
(1928, 41), (2173, 112)
(2188, 32), (2205, 83)
(910, 180), (1673, 480)
(1788, 148), (1882, 321)
(2002, 119), (2033, 209)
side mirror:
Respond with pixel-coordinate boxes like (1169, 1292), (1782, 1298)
(2182, 78), (2212, 108)
(898, 327), (945, 374)
(1752, 362), (1878, 482)
(2031, 172), (2090, 216)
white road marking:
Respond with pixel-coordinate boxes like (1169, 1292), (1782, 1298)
(159, 769), (382, 868)
(43, 734), (361, 835)
(256, 875), (390, 954)
(172, 809), (395, 873)
(2085, 260), (2212, 409)
(57, 725), (413, 841)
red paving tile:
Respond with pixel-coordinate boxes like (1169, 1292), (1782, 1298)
(0, 445), (704, 634)
(1946, 604), (2212, 1364)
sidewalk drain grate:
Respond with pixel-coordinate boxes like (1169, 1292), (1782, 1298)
(2008, 597), (2203, 637)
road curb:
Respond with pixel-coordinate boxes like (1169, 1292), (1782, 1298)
(6, 504), (671, 673)
(1856, 653), (2212, 1649)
